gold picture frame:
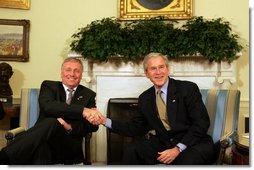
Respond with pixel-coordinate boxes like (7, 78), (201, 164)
(118, 0), (193, 20)
(0, 19), (30, 62)
(0, 0), (30, 10)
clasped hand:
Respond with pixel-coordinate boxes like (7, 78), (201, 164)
(83, 108), (105, 125)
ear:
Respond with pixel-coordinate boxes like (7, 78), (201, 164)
(144, 70), (149, 78)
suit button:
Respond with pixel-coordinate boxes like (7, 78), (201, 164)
(170, 138), (173, 142)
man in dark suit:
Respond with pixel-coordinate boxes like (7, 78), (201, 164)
(0, 58), (98, 164)
(93, 53), (215, 165)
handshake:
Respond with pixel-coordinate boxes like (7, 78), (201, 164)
(83, 108), (106, 125)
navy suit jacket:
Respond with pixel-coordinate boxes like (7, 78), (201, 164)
(111, 77), (213, 159)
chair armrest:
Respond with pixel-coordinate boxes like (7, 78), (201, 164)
(216, 138), (231, 165)
(83, 132), (92, 165)
(216, 131), (236, 164)
(5, 127), (25, 144)
(220, 131), (235, 144)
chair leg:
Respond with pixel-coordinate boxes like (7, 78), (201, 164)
(84, 132), (92, 165)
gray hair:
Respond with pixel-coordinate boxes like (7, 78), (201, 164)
(143, 53), (169, 71)
(61, 58), (83, 71)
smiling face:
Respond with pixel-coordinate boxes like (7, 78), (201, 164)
(61, 59), (83, 89)
(144, 54), (169, 89)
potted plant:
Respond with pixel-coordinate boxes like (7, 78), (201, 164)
(70, 16), (243, 63)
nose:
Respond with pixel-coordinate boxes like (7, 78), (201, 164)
(69, 70), (75, 76)
(155, 67), (161, 74)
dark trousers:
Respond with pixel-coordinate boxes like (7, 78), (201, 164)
(122, 136), (214, 165)
(2, 118), (83, 165)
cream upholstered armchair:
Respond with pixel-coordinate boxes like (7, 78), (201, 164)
(200, 89), (241, 164)
(5, 88), (92, 165)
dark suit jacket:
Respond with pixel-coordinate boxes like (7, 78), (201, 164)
(37, 80), (98, 137)
(111, 77), (213, 160)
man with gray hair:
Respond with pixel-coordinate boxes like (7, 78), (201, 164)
(0, 58), (98, 164)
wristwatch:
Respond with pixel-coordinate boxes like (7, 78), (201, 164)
(176, 145), (183, 153)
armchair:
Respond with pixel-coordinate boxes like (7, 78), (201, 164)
(5, 88), (92, 165)
(200, 89), (241, 164)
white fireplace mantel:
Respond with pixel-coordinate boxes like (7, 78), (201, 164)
(68, 52), (238, 163)
(68, 52), (238, 90)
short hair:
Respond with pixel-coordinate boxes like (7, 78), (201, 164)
(143, 53), (169, 71)
(61, 58), (83, 71)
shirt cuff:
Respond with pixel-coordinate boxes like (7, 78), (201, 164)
(105, 118), (112, 129)
(176, 143), (187, 151)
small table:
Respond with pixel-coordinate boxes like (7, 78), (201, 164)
(232, 133), (249, 165)
(3, 104), (20, 129)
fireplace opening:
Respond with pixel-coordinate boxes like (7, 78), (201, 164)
(106, 98), (146, 165)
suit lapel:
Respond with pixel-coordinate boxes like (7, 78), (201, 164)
(72, 86), (82, 104)
(166, 78), (178, 129)
(146, 87), (167, 130)
(59, 83), (67, 102)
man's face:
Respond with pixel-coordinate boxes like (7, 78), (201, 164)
(145, 56), (169, 89)
(61, 61), (83, 89)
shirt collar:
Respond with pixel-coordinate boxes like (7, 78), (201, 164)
(155, 78), (169, 95)
(62, 84), (77, 93)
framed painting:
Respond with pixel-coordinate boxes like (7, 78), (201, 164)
(118, 0), (193, 20)
(0, 19), (30, 62)
(0, 0), (30, 10)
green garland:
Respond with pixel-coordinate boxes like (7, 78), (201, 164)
(70, 16), (242, 63)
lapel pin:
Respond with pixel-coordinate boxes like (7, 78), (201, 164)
(172, 100), (176, 102)
(77, 96), (83, 100)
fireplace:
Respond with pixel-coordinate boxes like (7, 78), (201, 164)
(106, 98), (144, 165)
(68, 52), (238, 163)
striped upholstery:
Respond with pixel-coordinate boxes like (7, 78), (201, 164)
(200, 89), (240, 146)
(19, 88), (40, 130)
